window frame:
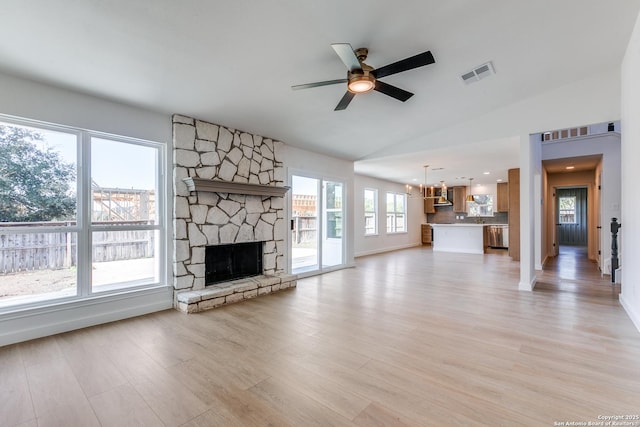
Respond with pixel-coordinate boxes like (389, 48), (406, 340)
(558, 195), (577, 224)
(386, 192), (407, 234)
(467, 193), (495, 217)
(0, 114), (167, 312)
(364, 188), (378, 236)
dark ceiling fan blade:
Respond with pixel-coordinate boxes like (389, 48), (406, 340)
(331, 43), (361, 72)
(373, 51), (435, 79)
(292, 78), (348, 90)
(334, 91), (356, 111)
(374, 80), (414, 102)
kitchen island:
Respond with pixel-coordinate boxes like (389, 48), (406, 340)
(431, 223), (486, 254)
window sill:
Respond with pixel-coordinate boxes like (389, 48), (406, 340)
(0, 286), (173, 346)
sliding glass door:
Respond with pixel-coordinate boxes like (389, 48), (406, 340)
(291, 175), (319, 273)
(322, 180), (343, 268)
(290, 174), (345, 275)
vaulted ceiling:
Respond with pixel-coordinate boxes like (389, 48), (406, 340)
(1, 1), (638, 186)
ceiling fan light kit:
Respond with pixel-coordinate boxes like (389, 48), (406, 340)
(347, 73), (375, 93)
(292, 43), (435, 110)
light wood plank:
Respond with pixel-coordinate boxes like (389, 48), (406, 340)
(0, 345), (34, 427)
(89, 384), (165, 427)
(1, 246), (639, 426)
(24, 357), (89, 418)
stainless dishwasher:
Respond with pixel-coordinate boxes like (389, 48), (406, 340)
(487, 225), (509, 248)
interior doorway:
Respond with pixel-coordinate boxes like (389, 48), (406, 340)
(556, 187), (588, 249)
(542, 154), (602, 268)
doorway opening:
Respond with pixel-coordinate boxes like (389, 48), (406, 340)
(542, 154), (602, 271)
(556, 186), (588, 253)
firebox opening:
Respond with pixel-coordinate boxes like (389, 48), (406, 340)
(205, 241), (263, 285)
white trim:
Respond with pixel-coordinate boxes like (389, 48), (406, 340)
(0, 286), (173, 346)
(294, 262), (356, 279)
(519, 275), (537, 291)
(620, 294), (640, 334)
(355, 242), (422, 258)
(363, 187), (378, 236)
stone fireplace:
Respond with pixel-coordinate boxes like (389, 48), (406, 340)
(171, 114), (296, 313)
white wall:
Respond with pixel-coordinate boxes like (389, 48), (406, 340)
(0, 72), (173, 346)
(282, 145), (356, 267)
(520, 134), (541, 290)
(621, 12), (640, 332)
(0, 72), (170, 142)
(354, 174), (422, 257)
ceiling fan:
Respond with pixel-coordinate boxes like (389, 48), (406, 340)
(292, 43), (435, 111)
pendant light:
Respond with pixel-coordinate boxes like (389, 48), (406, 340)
(421, 165), (428, 198)
(407, 165), (437, 199)
(466, 177), (475, 202)
(437, 181), (447, 204)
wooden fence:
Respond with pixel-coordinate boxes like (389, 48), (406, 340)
(292, 216), (317, 244)
(0, 222), (154, 274)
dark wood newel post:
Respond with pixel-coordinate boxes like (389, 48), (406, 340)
(611, 217), (621, 283)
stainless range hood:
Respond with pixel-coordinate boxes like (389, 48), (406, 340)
(433, 184), (452, 206)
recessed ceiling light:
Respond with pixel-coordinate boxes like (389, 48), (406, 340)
(497, 179), (503, 182)
(566, 166), (575, 170)
(483, 171), (490, 175)
(412, 178), (418, 181)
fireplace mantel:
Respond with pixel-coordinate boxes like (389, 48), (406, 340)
(183, 177), (290, 197)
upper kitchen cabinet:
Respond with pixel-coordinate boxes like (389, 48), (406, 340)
(423, 187), (435, 213)
(453, 186), (466, 212)
(424, 197), (435, 213)
(496, 182), (509, 212)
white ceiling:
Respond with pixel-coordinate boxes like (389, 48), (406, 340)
(1, 1), (638, 187)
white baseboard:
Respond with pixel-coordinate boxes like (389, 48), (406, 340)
(519, 275), (537, 291)
(355, 243), (422, 258)
(294, 262), (356, 279)
(620, 293), (640, 334)
(0, 287), (173, 346)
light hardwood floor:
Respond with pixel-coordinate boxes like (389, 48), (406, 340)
(2, 246), (639, 426)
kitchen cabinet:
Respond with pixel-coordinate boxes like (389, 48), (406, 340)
(453, 186), (466, 212)
(421, 224), (432, 244)
(423, 188), (435, 213)
(508, 168), (520, 260)
(496, 182), (509, 212)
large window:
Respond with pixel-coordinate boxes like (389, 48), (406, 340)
(364, 188), (377, 235)
(386, 192), (406, 233)
(0, 116), (165, 310)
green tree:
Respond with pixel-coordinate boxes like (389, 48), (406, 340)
(0, 124), (76, 222)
